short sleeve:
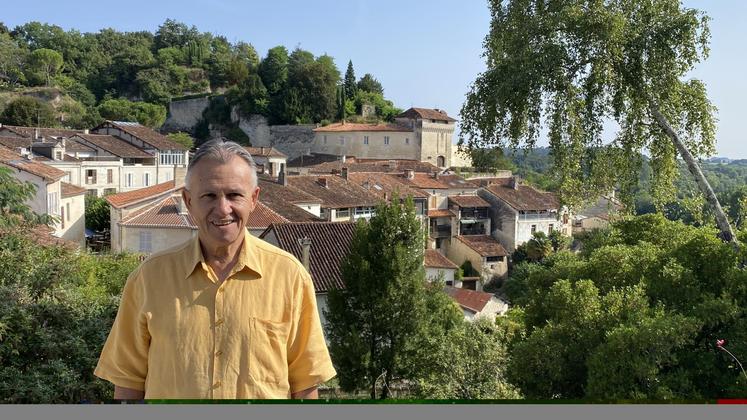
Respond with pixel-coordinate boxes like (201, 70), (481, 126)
(286, 268), (337, 393)
(94, 267), (151, 391)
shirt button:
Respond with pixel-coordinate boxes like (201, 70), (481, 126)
(215, 350), (223, 357)
(215, 319), (224, 327)
(213, 381), (222, 388)
(218, 288), (225, 293)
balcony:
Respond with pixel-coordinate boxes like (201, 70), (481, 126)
(430, 224), (452, 238)
(518, 211), (557, 221)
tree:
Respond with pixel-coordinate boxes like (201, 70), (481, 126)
(166, 132), (194, 150)
(344, 60), (357, 100)
(97, 98), (166, 128)
(258, 46), (288, 97)
(26, 48), (63, 86)
(0, 96), (56, 127)
(357, 73), (383, 95)
(84, 195), (110, 233)
(467, 147), (516, 172)
(0, 32), (27, 86)
(460, 0), (737, 246)
(325, 197), (462, 399)
(0, 167), (50, 227)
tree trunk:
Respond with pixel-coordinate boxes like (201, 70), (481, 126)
(649, 102), (738, 248)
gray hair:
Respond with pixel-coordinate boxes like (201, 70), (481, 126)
(185, 138), (258, 189)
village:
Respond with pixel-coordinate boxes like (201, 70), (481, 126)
(0, 106), (622, 326)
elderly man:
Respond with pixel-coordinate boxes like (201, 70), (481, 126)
(94, 139), (336, 399)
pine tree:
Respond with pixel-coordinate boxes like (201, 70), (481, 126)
(343, 60), (357, 100)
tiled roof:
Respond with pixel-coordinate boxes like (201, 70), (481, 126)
(247, 202), (289, 227)
(396, 107), (457, 123)
(61, 182), (86, 197)
(261, 222), (357, 293)
(120, 195), (197, 229)
(245, 146), (287, 159)
(257, 178), (325, 223)
(455, 235), (508, 257)
(95, 121), (187, 151)
(444, 286), (494, 313)
(0, 136), (33, 151)
(576, 196), (624, 220)
(65, 138), (97, 153)
(428, 209), (457, 218)
(0, 146), (66, 182)
(0, 224), (78, 249)
(347, 172), (429, 200)
(483, 178), (559, 211)
(286, 153), (350, 168)
(313, 122), (412, 133)
(72, 134), (152, 158)
(424, 250), (458, 269)
(105, 180), (176, 209)
(0, 125), (84, 138)
(287, 175), (379, 209)
(305, 159), (441, 174)
(448, 195), (491, 208)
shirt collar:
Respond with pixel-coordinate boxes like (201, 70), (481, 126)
(183, 230), (263, 280)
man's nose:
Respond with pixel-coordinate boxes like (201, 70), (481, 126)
(216, 196), (232, 214)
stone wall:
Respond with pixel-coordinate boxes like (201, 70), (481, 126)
(162, 97), (210, 133)
(233, 109), (316, 160)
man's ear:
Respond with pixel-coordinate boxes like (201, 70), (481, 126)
(182, 188), (192, 211)
(251, 186), (261, 207)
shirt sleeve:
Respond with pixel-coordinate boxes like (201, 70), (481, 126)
(94, 267), (151, 391)
(286, 267), (337, 393)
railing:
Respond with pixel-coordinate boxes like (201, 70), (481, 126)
(518, 212), (557, 221)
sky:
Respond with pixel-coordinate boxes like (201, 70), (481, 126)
(3, 0), (746, 158)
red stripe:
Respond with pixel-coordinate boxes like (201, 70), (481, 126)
(717, 399), (747, 404)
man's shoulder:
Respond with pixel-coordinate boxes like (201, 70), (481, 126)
(131, 237), (195, 281)
(248, 233), (305, 270)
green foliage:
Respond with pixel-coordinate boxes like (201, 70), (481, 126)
(25, 48), (63, 86)
(84, 195), (109, 232)
(0, 32), (27, 87)
(512, 232), (553, 264)
(97, 98), (166, 128)
(351, 90), (402, 122)
(0, 95), (56, 127)
(344, 60), (357, 100)
(325, 197), (463, 399)
(357, 73), (383, 95)
(506, 214), (747, 399)
(166, 131), (194, 150)
(460, 0), (716, 212)
(0, 167), (51, 228)
(468, 147), (516, 172)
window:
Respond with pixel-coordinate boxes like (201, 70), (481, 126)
(548, 223), (554, 234)
(384, 136), (390, 145)
(86, 189), (98, 197)
(531, 224), (537, 234)
(336, 208), (350, 218)
(64, 171), (72, 182)
(86, 169), (96, 185)
(354, 207), (374, 219)
(125, 173), (133, 187)
(323, 135), (327, 144)
(159, 151), (184, 166)
(139, 231), (152, 253)
(107, 169), (113, 184)
(66, 203), (70, 221)
(47, 192), (59, 215)
(60, 206), (65, 228)
(364, 136), (369, 145)
(405, 137), (410, 145)
(486, 256), (504, 262)
(144, 172), (151, 186)
(55, 151), (62, 160)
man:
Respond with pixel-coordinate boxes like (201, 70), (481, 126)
(94, 139), (336, 399)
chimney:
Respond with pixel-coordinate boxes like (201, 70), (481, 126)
(83, 129), (89, 134)
(433, 171), (440, 180)
(260, 146), (265, 155)
(340, 154), (346, 163)
(174, 165), (187, 188)
(176, 194), (188, 215)
(298, 237), (311, 271)
(34, 128), (40, 140)
(404, 169), (415, 180)
(278, 163), (287, 186)
(317, 177), (329, 188)
(341, 166), (348, 180)
(510, 176), (520, 190)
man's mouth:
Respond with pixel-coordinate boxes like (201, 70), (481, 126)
(211, 219), (235, 227)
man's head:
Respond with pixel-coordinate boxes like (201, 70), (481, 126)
(182, 139), (261, 252)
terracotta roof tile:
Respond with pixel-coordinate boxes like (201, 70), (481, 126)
(313, 122), (412, 133)
(304, 159), (441, 174)
(286, 153), (350, 168)
(448, 195), (491, 208)
(455, 235), (508, 257)
(396, 107), (457, 122)
(105, 181), (176, 208)
(347, 172), (429, 200)
(94, 121), (186, 151)
(424, 250), (458, 269)
(245, 146), (287, 158)
(0, 125), (84, 138)
(247, 202), (289, 227)
(0, 136), (33, 151)
(287, 175), (378, 209)
(257, 178), (325, 223)
(65, 139), (96, 153)
(428, 209), (457, 218)
(61, 182), (86, 197)
(72, 134), (152, 158)
(0, 146), (66, 182)
(483, 178), (559, 211)
(261, 222), (357, 292)
(444, 286), (494, 313)
(120, 195), (196, 228)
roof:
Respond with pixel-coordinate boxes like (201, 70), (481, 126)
(65, 138), (98, 153)
(94, 121), (187, 151)
(257, 178), (325, 223)
(576, 196), (624, 221)
(444, 286), (495, 313)
(448, 195), (491, 208)
(105, 180), (176, 209)
(0, 136), (33, 151)
(247, 202), (289, 227)
(396, 107), (457, 123)
(0, 146), (66, 182)
(428, 209), (457, 218)
(286, 153), (351, 168)
(455, 235), (508, 257)
(72, 134), (152, 158)
(313, 122), (412, 133)
(424, 250), (458, 269)
(244, 146), (287, 159)
(287, 175), (379, 209)
(483, 178), (560, 211)
(61, 182), (86, 198)
(304, 159), (442, 174)
(260, 222), (357, 293)
(0, 125), (84, 138)
(347, 172), (429, 200)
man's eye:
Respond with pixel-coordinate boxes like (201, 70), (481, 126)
(201, 193), (215, 199)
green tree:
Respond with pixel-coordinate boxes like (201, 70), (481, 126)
(357, 73), (383, 95)
(467, 147), (516, 172)
(84, 195), (110, 233)
(0, 32), (27, 86)
(344, 60), (357, 100)
(97, 98), (166, 128)
(258, 46), (288, 96)
(0, 167), (50, 227)
(460, 0), (736, 246)
(26, 48), (64, 86)
(166, 132), (194, 150)
(0, 96), (56, 127)
(325, 197), (462, 399)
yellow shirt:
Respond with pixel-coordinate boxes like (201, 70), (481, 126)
(94, 231), (336, 399)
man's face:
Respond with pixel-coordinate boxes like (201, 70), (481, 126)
(183, 156), (260, 251)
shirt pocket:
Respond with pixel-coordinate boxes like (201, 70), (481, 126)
(248, 317), (289, 385)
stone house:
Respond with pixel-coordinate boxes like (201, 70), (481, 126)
(443, 286), (509, 322)
(573, 195), (624, 234)
(424, 249), (459, 286)
(244, 146), (287, 178)
(447, 235), (509, 291)
(286, 174), (379, 222)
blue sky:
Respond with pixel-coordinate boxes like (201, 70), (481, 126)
(4, 0), (746, 158)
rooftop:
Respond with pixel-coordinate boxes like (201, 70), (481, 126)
(245, 146), (287, 159)
(346, 172), (429, 200)
(105, 180), (176, 209)
(313, 122), (412, 133)
(444, 286), (496, 313)
(287, 175), (379, 209)
(0, 125), (85, 139)
(304, 159), (441, 175)
(257, 178), (325, 223)
(61, 182), (86, 198)
(455, 235), (508, 257)
(72, 133), (153, 158)
(94, 121), (186, 151)
(448, 195), (491, 208)
(260, 222), (357, 293)
(483, 178), (559, 211)
(396, 107), (457, 123)
(0, 146), (66, 182)
(424, 250), (458, 269)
